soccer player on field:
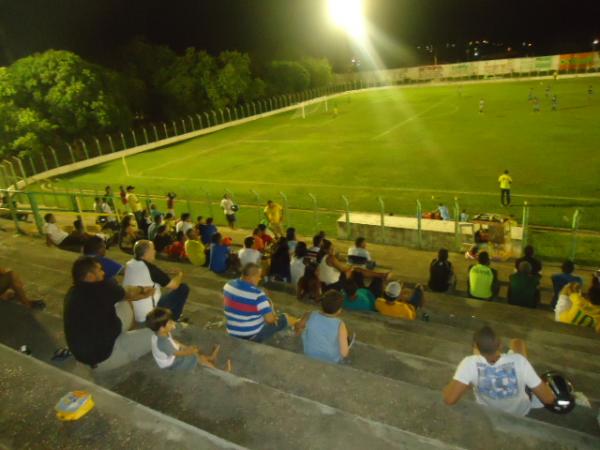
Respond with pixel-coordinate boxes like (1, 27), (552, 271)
(478, 99), (485, 113)
(498, 170), (513, 207)
(528, 88), (533, 101)
(532, 97), (540, 113)
(551, 95), (558, 111)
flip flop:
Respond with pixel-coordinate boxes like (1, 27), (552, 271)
(51, 347), (72, 361)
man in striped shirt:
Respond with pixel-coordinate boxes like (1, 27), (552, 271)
(223, 263), (288, 342)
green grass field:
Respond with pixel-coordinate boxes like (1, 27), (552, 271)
(42, 76), (600, 261)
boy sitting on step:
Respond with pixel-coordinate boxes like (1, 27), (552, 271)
(146, 307), (231, 371)
(294, 290), (354, 364)
(375, 281), (425, 320)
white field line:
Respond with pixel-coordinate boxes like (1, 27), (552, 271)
(371, 97), (449, 140)
(127, 174), (599, 203)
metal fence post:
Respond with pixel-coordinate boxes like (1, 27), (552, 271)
(143, 128), (149, 144)
(377, 196), (385, 243)
(226, 108), (232, 122)
(120, 132), (127, 150)
(453, 196), (461, 250)
(5, 160), (18, 186)
(204, 112), (211, 127)
(416, 200), (423, 249)
(219, 109), (225, 123)
(0, 166), (9, 188)
(130, 129), (138, 147)
(95, 137), (103, 156)
(308, 193), (319, 234)
(181, 119), (187, 134)
(152, 125), (159, 141)
(40, 153), (49, 173)
(188, 115), (194, 131)
(5, 190), (23, 234)
(28, 156), (36, 177)
(13, 157), (27, 187)
(25, 191), (44, 235)
(49, 146), (60, 167)
(279, 191), (289, 227)
(67, 144), (76, 163)
(212, 110), (218, 125)
(251, 189), (263, 224)
(79, 139), (90, 159)
(570, 209), (581, 261)
(521, 201), (530, 249)
(196, 114), (203, 129)
(172, 121), (178, 136)
(341, 195), (351, 239)
(163, 123), (169, 138)
(107, 135), (116, 153)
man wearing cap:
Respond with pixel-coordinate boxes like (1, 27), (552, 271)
(126, 186), (144, 229)
(375, 281), (424, 320)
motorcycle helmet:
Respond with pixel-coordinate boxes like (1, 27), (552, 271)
(541, 371), (576, 414)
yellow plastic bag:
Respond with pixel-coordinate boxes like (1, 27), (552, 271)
(55, 391), (95, 421)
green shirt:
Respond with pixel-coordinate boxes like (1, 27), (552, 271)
(508, 273), (539, 308)
(343, 288), (376, 311)
(469, 264), (496, 299)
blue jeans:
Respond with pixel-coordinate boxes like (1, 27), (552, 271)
(157, 283), (189, 321)
(250, 314), (288, 343)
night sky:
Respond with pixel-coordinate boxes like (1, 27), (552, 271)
(1, 0), (599, 69)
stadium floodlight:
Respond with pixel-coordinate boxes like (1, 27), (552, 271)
(328, 0), (366, 40)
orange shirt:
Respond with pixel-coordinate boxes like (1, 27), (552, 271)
(253, 235), (265, 252)
(375, 298), (416, 320)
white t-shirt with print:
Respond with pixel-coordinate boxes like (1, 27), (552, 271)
(290, 256), (306, 285)
(453, 353), (542, 416)
(238, 248), (261, 267)
(220, 198), (234, 215)
(175, 221), (193, 235)
(123, 259), (162, 322)
(348, 246), (372, 261)
(43, 222), (68, 245)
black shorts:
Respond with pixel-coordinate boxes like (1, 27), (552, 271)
(226, 214), (236, 223)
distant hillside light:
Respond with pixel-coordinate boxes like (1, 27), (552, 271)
(328, 0), (366, 40)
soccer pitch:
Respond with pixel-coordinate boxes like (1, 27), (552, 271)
(49, 76), (600, 257)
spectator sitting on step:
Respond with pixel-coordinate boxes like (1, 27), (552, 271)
(295, 290), (352, 364)
(438, 203), (451, 221)
(290, 242), (308, 286)
(149, 203), (162, 221)
(460, 209), (469, 222)
(146, 307), (231, 371)
(147, 214), (163, 241)
(175, 212), (193, 235)
(375, 281), (424, 320)
(209, 233), (232, 274)
(467, 252), (499, 301)
(268, 237), (292, 283)
(64, 256), (155, 370)
(193, 216), (204, 234)
(306, 233), (324, 261)
(139, 209), (152, 237)
(508, 261), (540, 309)
(83, 236), (123, 279)
(342, 270), (390, 312)
(163, 213), (176, 235)
(0, 266), (45, 309)
(119, 215), (142, 255)
(443, 326), (556, 416)
(223, 263), (289, 342)
(184, 228), (206, 267)
(257, 223), (274, 247)
(550, 260), (583, 310)
(347, 236), (376, 269)
(238, 237), (262, 267)
(286, 227), (298, 254)
(167, 231), (187, 261)
(153, 225), (174, 254)
(123, 240), (189, 324)
(297, 262), (322, 302)
(251, 227), (266, 253)
(428, 248), (456, 293)
(199, 217), (217, 246)
(515, 245), (542, 277)
(317, 239), (353, 292)
(42, 213), (70, 249)
(555, 282), (600, 332)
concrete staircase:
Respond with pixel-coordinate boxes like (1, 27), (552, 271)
(0, 234), (599, 449)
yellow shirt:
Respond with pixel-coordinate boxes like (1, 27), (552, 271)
(264, 203), (283, 224)
(375, 298), (416, 320)
(498, 174), (512, 190)
(558, 293), (600, 332)
(185, 239), (206, 266)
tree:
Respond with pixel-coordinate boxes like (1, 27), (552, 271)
(217, 51), (253, 108)
(264, 61), (310, 95)
(300, 57), (333, 88)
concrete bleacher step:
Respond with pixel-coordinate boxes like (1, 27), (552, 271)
(0, 304), (460, 450)
(0, 344), (244, 450)
(2, 301), (599, 448)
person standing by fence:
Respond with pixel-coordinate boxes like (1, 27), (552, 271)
(498, 170), (513, 207)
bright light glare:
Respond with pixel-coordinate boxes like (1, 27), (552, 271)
(328, 0), (365, 39)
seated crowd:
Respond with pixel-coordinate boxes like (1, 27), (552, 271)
(8, 186), (593, 421)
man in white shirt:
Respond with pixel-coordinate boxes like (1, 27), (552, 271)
(175, 213), (193, 235)
(220, 194), (236, 230)
(123, 240), (189, 323)
(443, 326), (555, 416)
(43, 213), (69, 247)
(348, 237), (375, 268)
(238, 237), (261, 267)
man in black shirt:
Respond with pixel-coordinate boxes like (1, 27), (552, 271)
(64, 256), (154, 370)
(515, 245), (542, 277)
(428, 248), (456, 293)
